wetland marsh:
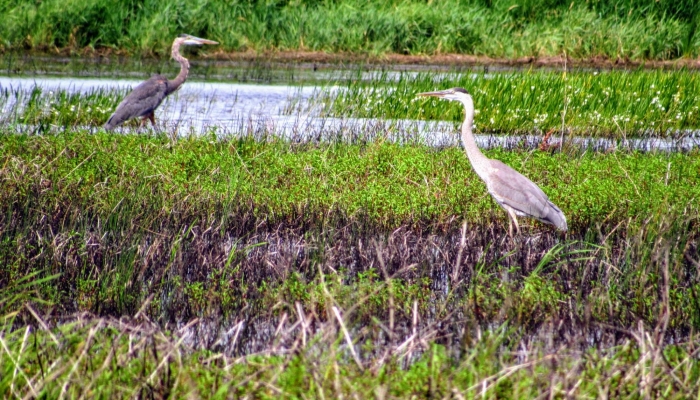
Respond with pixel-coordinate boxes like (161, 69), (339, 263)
(2, 0), (699, 62)
(1, 58), (700, 398)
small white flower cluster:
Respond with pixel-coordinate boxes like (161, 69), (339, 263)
(650, 97), (665, 112)
(506, 107), (528, 121)
(581, 93), (594, 106)
(612, 115), (631, 123)
(533, 113), (548, 125)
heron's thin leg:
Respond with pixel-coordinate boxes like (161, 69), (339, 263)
(508, 218), (513, 238)
(147, 112), (156, 127)
(506, 208), (520, 238)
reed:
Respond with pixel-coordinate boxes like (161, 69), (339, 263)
(0, 0), (698, 60)
(320, 69), (700, 138)
(3, 311), (699, 398)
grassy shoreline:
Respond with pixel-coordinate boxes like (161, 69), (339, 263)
(6, 50), (700, 72)
(1, 0), (698, 61)
(6, 68), (700, 138)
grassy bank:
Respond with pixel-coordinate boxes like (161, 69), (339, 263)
(1, 131), (698, 397)
(0, 0), (698, 61)
(1, 131), (698, 229)
(321, 69), (700, 138)
(0, 131), (697, 320)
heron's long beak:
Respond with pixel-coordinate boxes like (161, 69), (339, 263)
(183, 35), (219, 46)
(416, 90), (450, 98)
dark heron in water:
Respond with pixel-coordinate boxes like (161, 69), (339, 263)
(104, 34), (218, 130)
(417, 88), (567, 236)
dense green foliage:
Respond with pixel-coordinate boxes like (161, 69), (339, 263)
(1, 0), (698, 59)
(1, 132), (697, 227)
(322, 69), (700, 137)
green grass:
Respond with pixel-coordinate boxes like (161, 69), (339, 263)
(0, 0), (698, 60)
(0, 86), (121, 129)
(3, 313), (700, 398)
(320, 69), (700, 137)
(1, 131), (698, 228)
(1, 131), (699, 397)
(2, 244), (700, 398)
(0, 132), (697, 320)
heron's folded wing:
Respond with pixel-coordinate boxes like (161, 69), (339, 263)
(486, 159), (553, 220)
(105, 76), (168, 128)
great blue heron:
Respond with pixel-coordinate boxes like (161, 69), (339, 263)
(417, 88), (567, 236)
(104, 34), (218, 130)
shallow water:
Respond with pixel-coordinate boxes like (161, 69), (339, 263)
(0, 76), (316, 130)
(1, 76), (699, 151)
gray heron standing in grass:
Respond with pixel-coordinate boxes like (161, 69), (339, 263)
(417, 87), (567, 236)
(104, 34), (218, 130)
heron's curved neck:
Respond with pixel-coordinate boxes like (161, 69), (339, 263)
(167, 40), (189, 95)
(459, 95), (490, 178)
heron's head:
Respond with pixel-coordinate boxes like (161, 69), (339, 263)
(176, 34), (219, 46)
(416, 87), (470, 102)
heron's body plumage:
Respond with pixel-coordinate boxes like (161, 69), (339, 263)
(104, 76), (168, 130)
(485, 159), (567, 231)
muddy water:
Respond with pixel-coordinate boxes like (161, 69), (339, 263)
(1, 76), (699, 151)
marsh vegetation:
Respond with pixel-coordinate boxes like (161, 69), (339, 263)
(1, 56), (700, 397)
(1, 0), (699, 62)
(321, 69), (700, 138)
(1, 129), (699, 397)
(6, 68), (700, 141)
